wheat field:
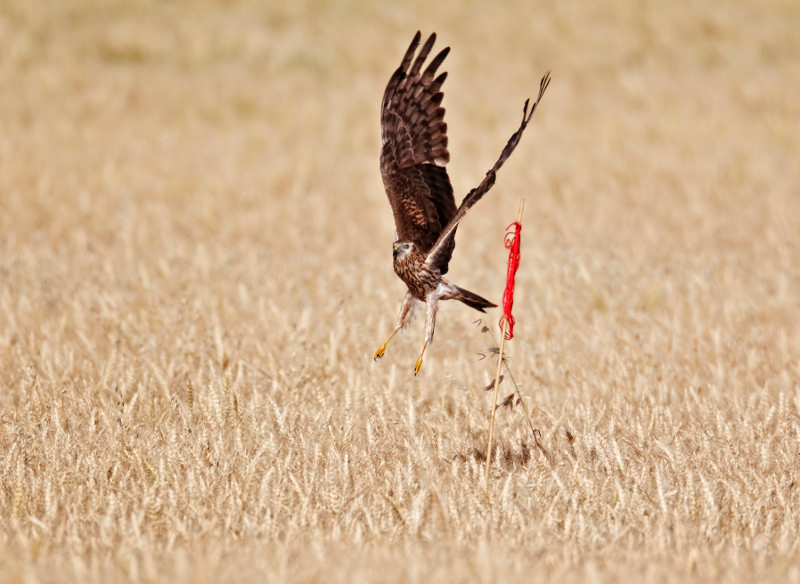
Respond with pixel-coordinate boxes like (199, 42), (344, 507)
(1, 0), (799, 582)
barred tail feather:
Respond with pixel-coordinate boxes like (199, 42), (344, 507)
(451, 285), (496, 313)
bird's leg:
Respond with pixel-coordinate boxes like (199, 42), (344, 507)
(414, 290), (440, 375)
(374, 329), (399, 361)
(414, 341), (427, 375)
(374, 290), (415, 360)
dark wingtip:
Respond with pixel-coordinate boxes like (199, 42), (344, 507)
(420, 32), (437, 54)
(408, 31), (422, 54)
(539, 71), (552, 96)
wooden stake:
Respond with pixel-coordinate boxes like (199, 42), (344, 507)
(485, 198), (525, 498)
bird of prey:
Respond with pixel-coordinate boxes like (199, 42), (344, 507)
(374, 31), (550, 375)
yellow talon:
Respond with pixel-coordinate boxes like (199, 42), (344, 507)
(375, 328), (400, 361)
(414, 341), (428, 375)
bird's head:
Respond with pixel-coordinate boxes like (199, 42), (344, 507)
(392, 241), (414, 260)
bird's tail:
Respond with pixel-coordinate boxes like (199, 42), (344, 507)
(450, 285), (497, 313)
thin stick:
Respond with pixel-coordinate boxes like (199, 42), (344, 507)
(484, 198), (525, 497)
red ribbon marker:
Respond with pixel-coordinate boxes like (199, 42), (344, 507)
(500, 221), (522, 340)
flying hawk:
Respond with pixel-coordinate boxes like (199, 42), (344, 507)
(374, 31), (550, 374)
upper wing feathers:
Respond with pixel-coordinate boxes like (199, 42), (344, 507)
(408, 33), (436, 79)
(381, 32), (457, 256)
(381, 34), (451, 167)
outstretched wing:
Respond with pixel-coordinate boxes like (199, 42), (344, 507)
(380, 32), (458, 268)
(425, 72), (552, 273)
